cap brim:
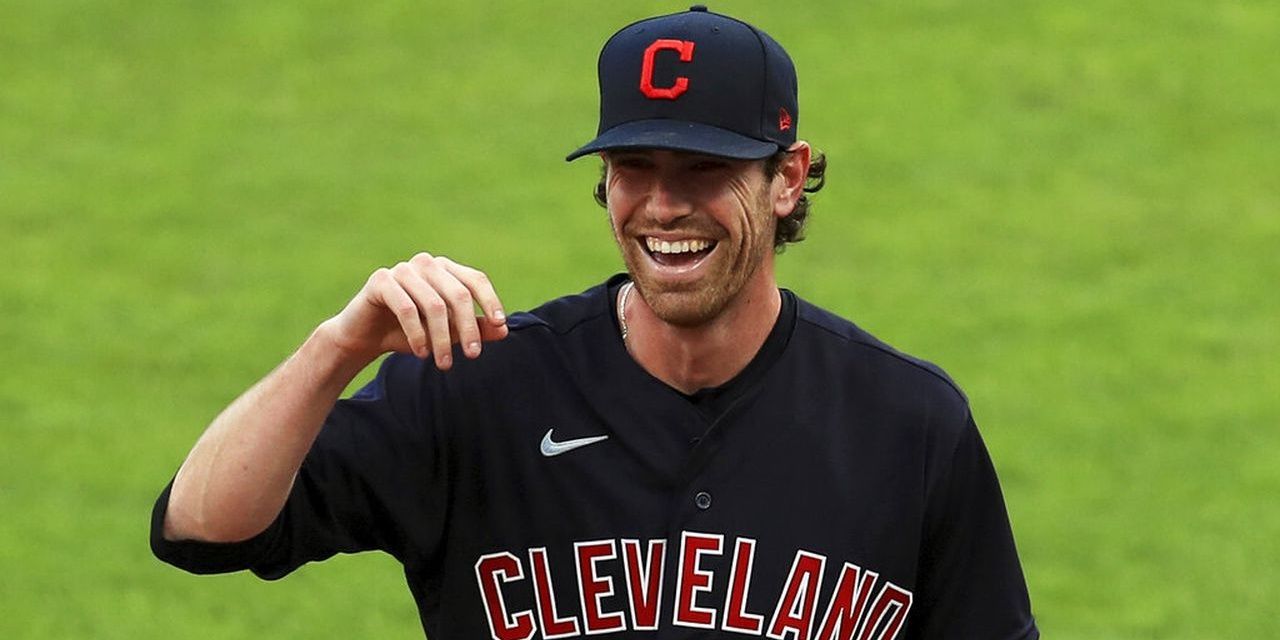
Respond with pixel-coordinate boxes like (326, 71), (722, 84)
(565, 119), (780, 161)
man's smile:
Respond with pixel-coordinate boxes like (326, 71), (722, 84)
(641, 235), (719, 270)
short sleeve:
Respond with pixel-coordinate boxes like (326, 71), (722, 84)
(150, 353), (446, 580)
(907, 413), (1039, 639)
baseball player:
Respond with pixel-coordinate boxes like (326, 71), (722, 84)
(152, 6), (1038, 639)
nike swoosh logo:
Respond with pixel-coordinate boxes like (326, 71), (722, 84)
(540, 428), (609, 457)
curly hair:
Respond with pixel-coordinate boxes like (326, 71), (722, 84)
(593, 148), (827, 252)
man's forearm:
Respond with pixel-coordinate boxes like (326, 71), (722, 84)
(163, 323), (374, 543)
(161, 252), (507, 543)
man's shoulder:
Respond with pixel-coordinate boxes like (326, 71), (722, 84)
(503, 275), (620, 338)
(789, 294), (969, 410)
(372, 278), (618, 403)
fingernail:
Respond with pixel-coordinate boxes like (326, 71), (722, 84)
(467, 341), (481, 356)
(439, 354), (452, 368)
(493, 309), (506, 323)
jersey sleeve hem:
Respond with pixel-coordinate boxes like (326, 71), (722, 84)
(149, 478), (285, 577)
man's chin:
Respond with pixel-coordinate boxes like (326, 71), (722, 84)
(636, 287), (728, 328)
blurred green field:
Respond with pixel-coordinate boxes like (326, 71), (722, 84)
(2, 0), (1277, 638)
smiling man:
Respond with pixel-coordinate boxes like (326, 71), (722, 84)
(152, 6), (1038, 639)
(595, 146), (806, 396)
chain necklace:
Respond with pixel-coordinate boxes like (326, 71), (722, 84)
(617, 280), (634, 341)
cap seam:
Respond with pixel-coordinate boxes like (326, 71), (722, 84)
(712, 10), (773, 142)
(747, 25), (770, 141)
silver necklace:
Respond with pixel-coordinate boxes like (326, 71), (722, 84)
(617, 280), (634, 341)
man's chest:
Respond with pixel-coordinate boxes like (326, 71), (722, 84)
(420, 383), (927, 640)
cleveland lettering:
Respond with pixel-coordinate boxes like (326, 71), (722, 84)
(474, 531), (913, 640)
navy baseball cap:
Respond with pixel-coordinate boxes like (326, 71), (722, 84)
(566, 5), (798, 161)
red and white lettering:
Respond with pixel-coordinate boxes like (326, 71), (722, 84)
(474, 552), (537, 640)
(528, 548), (580, 638)
(768, 551), (828, 640)
(621, 538), (666, 631)
(574, 540), (627, 634)
(477, 536), (911, 640)
(673, 531), (724, 629)
(815, 564), (879, 640)
(639, 39), (695, 100)
(722, 537), (765, 635)
(856, 583), (913, 640)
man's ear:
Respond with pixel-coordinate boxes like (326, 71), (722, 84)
(774, 141), (811, 219)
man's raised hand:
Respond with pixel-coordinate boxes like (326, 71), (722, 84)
(320, 252), (508, 370)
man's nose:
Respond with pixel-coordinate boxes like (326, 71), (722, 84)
(643, 177), (694, 224)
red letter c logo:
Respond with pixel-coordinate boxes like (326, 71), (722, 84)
(640, 39), (696, 100)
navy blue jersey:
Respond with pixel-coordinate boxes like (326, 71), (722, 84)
(152, 275), (1037, 639)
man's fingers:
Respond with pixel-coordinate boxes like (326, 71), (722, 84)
(479, 321), (509, 342)
(392, 262), (454, 369)
(370, 268), (429, 359)
(438, 257), (507, 327)
(420, 259), (485, 360)
(358, 253), (509, 370)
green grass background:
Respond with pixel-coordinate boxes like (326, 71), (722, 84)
(2, 0), (1277, 637)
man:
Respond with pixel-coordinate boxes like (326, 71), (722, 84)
(152, 6), (1038, 639)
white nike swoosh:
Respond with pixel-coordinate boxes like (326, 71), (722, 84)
(540, 428), (609, 457)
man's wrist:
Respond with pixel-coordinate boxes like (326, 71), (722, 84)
(302, 321), (381, 387)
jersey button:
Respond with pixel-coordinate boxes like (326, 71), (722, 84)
(694, 491), (713, 510)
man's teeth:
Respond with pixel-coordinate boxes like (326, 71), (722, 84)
(645, 237), (713, 254)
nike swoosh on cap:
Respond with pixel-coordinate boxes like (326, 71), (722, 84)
(540, 428), (609, 457)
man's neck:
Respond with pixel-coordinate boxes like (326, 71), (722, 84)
(622, 274), (782, 396)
